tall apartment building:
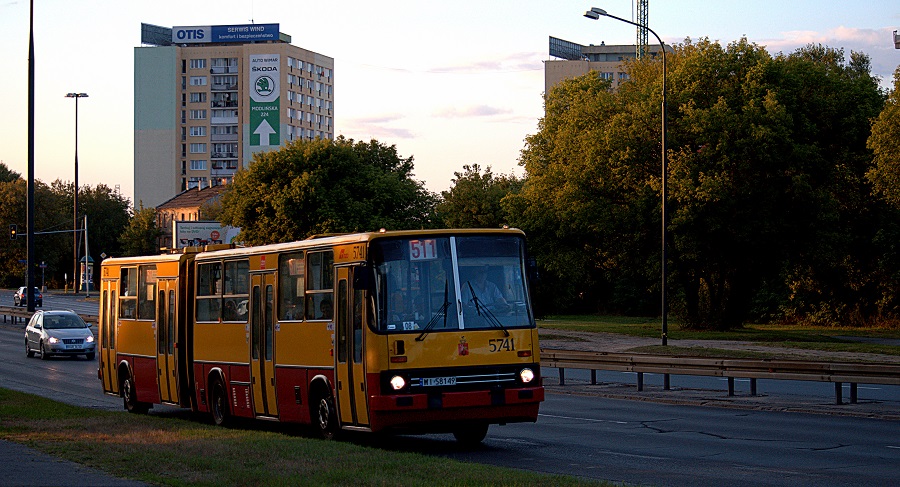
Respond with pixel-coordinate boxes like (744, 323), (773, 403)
(135, 23), (334, 208)
(545, 36), (667, 94)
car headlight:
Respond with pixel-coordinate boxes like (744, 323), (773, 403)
(519, 368), (535, 384)
(389, 375), (407, 391)
(86, 335), (94, 343)
(48, 336), (59, 344)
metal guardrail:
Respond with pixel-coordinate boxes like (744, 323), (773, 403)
(542, 348), (900, 405)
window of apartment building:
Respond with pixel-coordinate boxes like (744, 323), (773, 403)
(190, 92), (207, 103)
(190, 59), (207, 69)
(213, 143), (237, 155)
(212, 125), (238, 135)
(190, 143), (207, 153)
(599, 72), (614, 80)
(190, 126), (206, 137)
(187, 177), (208, 190)
(190, 160), (207, 171)
(190, 110), (207, 120)
(211, 109), (238, 119)
(618, 72), (629, 80)
(212, 75), (238, 87)
(211, 58), (238, 71)
(190, 76), (208, 86)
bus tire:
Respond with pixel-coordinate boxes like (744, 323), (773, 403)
(311, 389), (338, 440)
(453, 423), (489, 446)
(210, 379), (230, 427)
(123, 374), (150, 414)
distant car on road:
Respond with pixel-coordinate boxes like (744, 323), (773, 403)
(24, 309), (95, 360)
(13, 286), (42, 307)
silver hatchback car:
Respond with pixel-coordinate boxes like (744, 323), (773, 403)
(25, 310), (95, 360)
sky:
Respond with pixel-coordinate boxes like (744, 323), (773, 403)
(0, 0), (898, 205)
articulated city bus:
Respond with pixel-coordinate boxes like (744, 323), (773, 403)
(98, 229), (543, 443)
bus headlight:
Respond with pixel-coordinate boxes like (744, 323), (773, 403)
(519, 368), (535, 384)
(390, 375), (407, 391)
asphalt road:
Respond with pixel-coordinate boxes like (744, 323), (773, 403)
(1, 293), (898, 486)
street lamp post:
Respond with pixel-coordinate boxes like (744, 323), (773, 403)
(65, 92), (88, 294)
(584, 7), (668, 346)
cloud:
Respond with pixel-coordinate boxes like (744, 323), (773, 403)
(339, 116), (417, 140)
(422, 52), (544, 75)
(433, 105), (513, 118)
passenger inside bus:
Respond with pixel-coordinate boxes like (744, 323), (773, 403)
(318, 299), (333, 320)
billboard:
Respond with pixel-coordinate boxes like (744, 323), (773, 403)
(249, 54), (280, 147)
(173, 221), (241, 248)
(172, 24), (279, 44)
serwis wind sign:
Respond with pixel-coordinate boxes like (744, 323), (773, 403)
(172, 24), (280, 44)
(249, 54), (281, 147)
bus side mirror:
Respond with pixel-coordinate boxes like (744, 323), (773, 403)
(353, 265), (375, 291)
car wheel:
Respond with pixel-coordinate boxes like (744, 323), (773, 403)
(25, 339), (34, 358)
(453, 423), (489, 446)
(123, 374), (150, 414)
(311, 388), (338, 440)
(40, 341), (50, 360)
(210, 378), (230, 426)
(85, 352), (95, 360)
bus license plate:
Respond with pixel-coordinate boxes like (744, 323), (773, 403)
(422, 376), (456, 387)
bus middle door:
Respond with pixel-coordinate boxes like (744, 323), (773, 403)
(336, 266), (369, 427)
(250, 272), (278, 417)
(156, 279), (178, 404)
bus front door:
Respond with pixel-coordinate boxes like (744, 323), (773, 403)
(250, 273), (278, 417)
(100, 277), (119, 395)
(335, 266), (369, 426)
(156, 279), (179, 404)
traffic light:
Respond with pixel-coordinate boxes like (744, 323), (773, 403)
(9, 224), (16, 240)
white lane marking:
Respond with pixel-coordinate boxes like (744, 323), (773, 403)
(539, 413), (629, 424)
(887, 446), (900, 450)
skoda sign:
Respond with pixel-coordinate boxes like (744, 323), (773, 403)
(249, 55), (280, 147)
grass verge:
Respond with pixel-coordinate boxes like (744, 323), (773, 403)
(0, 388), (604, 487)
(539, 315), (900, 357)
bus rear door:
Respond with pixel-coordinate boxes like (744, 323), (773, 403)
(100, 275), (119, 395)
(250, 272), (278, 417)
(335, 266), (369, 426)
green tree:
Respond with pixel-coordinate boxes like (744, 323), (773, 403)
(0, 162), (20, 183)
(119, 204), (164, 257)
(0, 178), (70, 288)
(513, 38), (886, 328)
(436, 164), (522, 228)
(867, 67), (900, 207)
(78, 183), (131, 266)
(219, 137), (437, 245)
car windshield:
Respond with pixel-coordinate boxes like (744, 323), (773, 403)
(43, 315), (87, 329)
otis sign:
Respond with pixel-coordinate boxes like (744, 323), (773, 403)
(172, 24), (279, 44)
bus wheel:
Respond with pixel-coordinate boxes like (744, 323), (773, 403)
(453, 423), (489, 446)
(211, 379), (230, 427)
(123, 374), (150, 414)
(311, 390), (338, 440)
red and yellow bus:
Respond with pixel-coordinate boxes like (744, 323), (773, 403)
(98, 229), (543, 443)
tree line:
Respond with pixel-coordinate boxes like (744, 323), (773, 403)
(2, 37), (898, 329)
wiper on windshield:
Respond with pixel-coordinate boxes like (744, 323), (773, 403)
(417, 281), (450, 341)
(465, 281), (510, 337)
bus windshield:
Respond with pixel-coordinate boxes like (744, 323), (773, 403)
(370, 235), (534, 333)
